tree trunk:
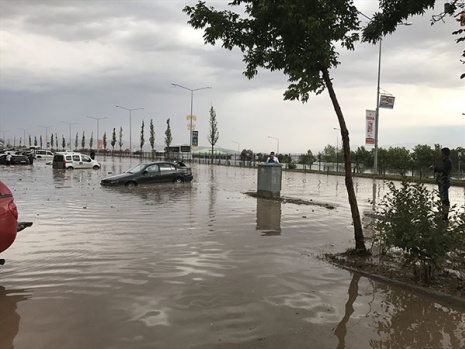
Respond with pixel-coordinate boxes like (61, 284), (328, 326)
(322, 68), (366, 252)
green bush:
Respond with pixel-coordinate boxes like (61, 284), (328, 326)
(287, 161), (297, 170)
(374, 178), (465, 283)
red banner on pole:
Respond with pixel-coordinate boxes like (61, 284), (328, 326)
(365, 110), (376, 145)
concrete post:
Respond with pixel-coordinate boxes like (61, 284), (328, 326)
(257, 163), (282, 198)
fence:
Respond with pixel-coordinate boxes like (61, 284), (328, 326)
(92, 150), (465, 182)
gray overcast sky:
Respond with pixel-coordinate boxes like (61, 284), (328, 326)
(1, 0), (464, 154)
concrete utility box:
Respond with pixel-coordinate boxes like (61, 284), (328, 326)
(257, 163), (282, 198)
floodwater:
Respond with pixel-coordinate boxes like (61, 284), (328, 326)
(1, 158), (465, 349)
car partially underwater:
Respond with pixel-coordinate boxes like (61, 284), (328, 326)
(0, 154), (31, 165)
(101, 161), (193, 187)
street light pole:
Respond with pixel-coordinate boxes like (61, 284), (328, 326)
(1, 130), (8, 147)
(116, 105), (144, 155)
(268, 136), (279, 155)
(17, 128), (28, 148)
(358, 11), (411, 177)
(334, 127), (340, 172)
(460, 113), (465, 176)
(373, 40), (382, 176)
(172, 83), (212, 159)
(372, 24), (412, 176)
(38, 125), (53, 149)
(61, 121), (78, 151)
(86, 116), (108, 153)
(231, 141), (240, 155)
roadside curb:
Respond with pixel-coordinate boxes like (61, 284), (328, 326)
(335, 263), (465, 310)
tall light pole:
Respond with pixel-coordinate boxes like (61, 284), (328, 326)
(460, 113), (465, 176)
(17, 128), (29, 148)
(172, 83), (212, 158)
(358, 11), (411, 176)
(231, 140), (240, 154)
(371, 24), (412, 176)
(38, 125), (53, 149)
(1, 130), (9, 147)
(61, 121), (78, 151)
(268, 136), (279, 155)
(334, 127), (340, 172)
(373, 39), (383, 176)
(86, 116), (108, 153)
(115, 105), (144, 154)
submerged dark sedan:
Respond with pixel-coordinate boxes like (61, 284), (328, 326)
(101, 162), (193, 187)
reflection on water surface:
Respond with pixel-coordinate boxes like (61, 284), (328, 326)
(0, 158), (464, 349)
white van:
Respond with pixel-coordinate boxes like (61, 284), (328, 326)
(34, 149), (54, 160)
(52, 152), (100, 170)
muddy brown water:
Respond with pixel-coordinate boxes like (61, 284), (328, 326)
(1, 158), (465, 349)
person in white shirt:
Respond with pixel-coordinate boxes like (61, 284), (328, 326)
(6, 153), (12, 166)
(265, 151), (279, 164)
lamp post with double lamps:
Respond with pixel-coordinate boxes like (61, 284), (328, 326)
(172, 83), (212, 159)
(115, 105), (144, 155)
(86, 116), (108, 153)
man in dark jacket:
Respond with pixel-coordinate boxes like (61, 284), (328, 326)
(431, 147), (452, 221)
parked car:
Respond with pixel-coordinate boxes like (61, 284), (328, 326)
(101, 162), (193, 187)
(52, 152), (101, 170)
(0, 154), (30, 165)
(34, 149), (54, 160)
(0, 180), (32, 265)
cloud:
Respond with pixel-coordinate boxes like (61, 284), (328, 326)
(0, 0), (463, 154)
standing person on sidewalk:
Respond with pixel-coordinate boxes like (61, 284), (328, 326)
(431, 147), (452, 221)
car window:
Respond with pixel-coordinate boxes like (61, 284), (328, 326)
(145, 164), (159, 172)
(82, 155), (91, 162)
(159, 164), (175, 171)
(73, 155), (80, 161)
(66, 155), (72, 161)
(126, 164), (145, 173)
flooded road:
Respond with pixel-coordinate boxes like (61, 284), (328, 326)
(1, 158), (465, 349)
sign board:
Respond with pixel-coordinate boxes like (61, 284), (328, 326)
(379, 94), (395, 109)
(98, 139), (103, 150)
(186, 115), (197, 131)
(365, 110), (376, 145)
(192, 131), (198, 148)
